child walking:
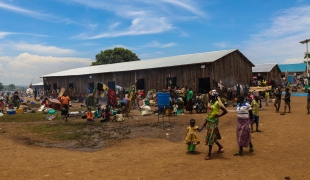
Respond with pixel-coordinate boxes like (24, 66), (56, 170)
(185, 119), (200, 145)
(265, 90), (270, 106)
(251, 96), (261, 132)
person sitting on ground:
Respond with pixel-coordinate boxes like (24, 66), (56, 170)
(0, 99), (4, 113)
(86, 107), (95, 122)
(102, 105), (112, 121)
(41, 97), (51, 108)
(94, 106), (102, 119)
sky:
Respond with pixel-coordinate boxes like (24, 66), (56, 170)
(0, 0), (310, 85)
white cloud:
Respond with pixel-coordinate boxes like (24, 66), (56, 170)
(0, 1), (89, 27)
(78, 17), (173, 39)
(69, 0), (204, 39)
(284, 58), (305, 64)
(242, 5), (310, 64)
(213, 42), (229, 48)
(1, 42), (76, 56)
(0, 32), (13, 39)
(0, 53), (92, 85)
(109, 22), (120, 29)
(0, 32), (49, 40)
(159, 0), (205, 17)
(142, 41), (177, 48)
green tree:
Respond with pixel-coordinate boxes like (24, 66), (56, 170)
(91, 47), (140, 66)
(0, 82), (4, 91)
(8, 84), (15, 90)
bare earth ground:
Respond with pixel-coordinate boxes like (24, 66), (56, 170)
(1, 96), (310, 180)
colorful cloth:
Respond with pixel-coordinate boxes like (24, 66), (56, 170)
(204, 100), (222, 145)
(205, 117), (221, 145)
(186, 90), (193, 101)
(236, 117), (251, 147)
(251, 100), (260, 116)
(207, 101), (220, 118)
(186, 99), (193, 111)
(108, 89), (117, 108)
(185, 126), (199, 144)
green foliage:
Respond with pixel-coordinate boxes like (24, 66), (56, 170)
(8, 84), (15, 90)
(91, 47), (140, 66)
(0, 82), (4, 91)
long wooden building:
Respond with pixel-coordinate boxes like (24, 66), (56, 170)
(41, 49), (254, 97)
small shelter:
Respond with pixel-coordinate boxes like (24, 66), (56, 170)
(278, 63), (307, 81)
(32, 82), (44, 91)
(252, 63), (281, 81)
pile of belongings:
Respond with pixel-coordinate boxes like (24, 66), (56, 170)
(44, 115), (56, 121)
(141, 104), (152, 116)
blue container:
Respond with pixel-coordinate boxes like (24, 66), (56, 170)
(157, 91), (170, 108)
(8, 110), (16, 115)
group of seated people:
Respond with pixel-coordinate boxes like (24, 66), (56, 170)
(86, 105), (112, 122)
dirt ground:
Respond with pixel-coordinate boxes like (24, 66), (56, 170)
(1, 96), (310, 180)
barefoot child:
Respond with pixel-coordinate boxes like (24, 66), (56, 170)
(251, 96), (261, 132)
(265, 90), (270, 106)
(185, 119), (200, 152)
(86, 107), (95, 122)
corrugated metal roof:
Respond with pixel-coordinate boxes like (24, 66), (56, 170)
(32, 82), (43, 86)
(41, 49), (251, 77)
(278, 63), (307, 72)
(252, 63), (278, 73)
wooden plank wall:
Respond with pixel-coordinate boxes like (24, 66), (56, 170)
(252, 66), (282, 81)
(43, 51), (253, 97)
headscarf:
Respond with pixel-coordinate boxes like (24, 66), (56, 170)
(209, 90), (218, 97)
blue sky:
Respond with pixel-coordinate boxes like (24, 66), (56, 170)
(0, 0), (310, 85)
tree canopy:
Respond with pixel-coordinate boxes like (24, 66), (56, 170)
(8, 84), (15, 90)
(91, 47), (140, 66)
(0, 82), (4, 91)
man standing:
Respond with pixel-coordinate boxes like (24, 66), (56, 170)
(60, 93), (71, 121)
(283, 87), (291, 113)
(273, 87), (282, 112)
(33, 88), (37, 101)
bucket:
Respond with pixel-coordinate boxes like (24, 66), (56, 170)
(144, 100), (150, 105)
(17, 108), (23, 114)
(48, 109), (56, 114)
(188, 144), (196, 152)
(157, 91), (170, 108)
(7, 110), (16, 115)
(165, 108), (172, 116)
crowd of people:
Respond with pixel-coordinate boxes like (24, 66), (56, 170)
(182, 82), (310, 160)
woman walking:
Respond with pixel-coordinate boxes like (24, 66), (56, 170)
(200, 90), (227, 160)
(234, 95), (254, 156)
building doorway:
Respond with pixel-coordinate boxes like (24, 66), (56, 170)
(198, 78), (210, 94)
(166, 77), (177, 88)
